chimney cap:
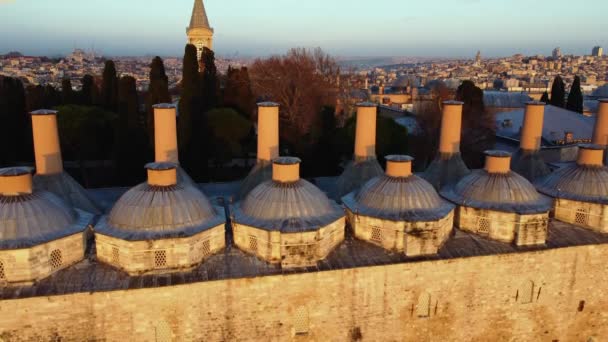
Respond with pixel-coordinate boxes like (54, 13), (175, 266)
(357, 102), (377, 108)
(599, 98), (608, 103)
(526, 101), (546, 106)
(152, 103), (176, 109)
(273, 157), (301, 166)
(443, 100), (464, 106)
(0, 167), (33, 177)
(485, 150), (511, 158)
(257, 101), (280, 107)
(578, 143), (605, 151)
(385, 155), (414, 163)
(145, 162), (178, 171)
(30, 109), (58, 116)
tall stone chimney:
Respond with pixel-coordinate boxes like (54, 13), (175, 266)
(29, 109), (101, 214)
(257, 102), (280, 162)
(0, 167), (33, 196)
(511, 102), (551, 181)
(577, 144), (605, 167)
(520, 102), (545, 151)
(593, 99), (608, 165)
(484, 151), (511, 174)
(354, 102), (378, 159)
(421, 101), (470, 190)
(31, 110), (63, 175)
(438, 101), (464, 155)
(146, 162), (178, 187)
(153, 104), (179, 164)
(333, 102), (384, 201)
(272, 157), (300, 183)
(385, 155), (413, 178)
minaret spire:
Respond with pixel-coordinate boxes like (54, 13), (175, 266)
(189, 0), (211, 30)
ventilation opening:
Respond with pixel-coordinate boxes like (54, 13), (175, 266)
(477, 217), (491, 235)
(201, 240), (211, 258)
(50, 249), (63, 270)
(249, 236), (258, 252)
(154, 321), (172, 342)
(0, 261), (5, 280)
(416, 293), (432, 318)
(371, 227), (383, 243)
(154, 250), (167, 268)
(293, 307), (309, 336)
(575, 209), (589, 226)
(111, 247), (119, 264)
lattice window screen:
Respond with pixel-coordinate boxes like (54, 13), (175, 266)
(50, 249), (63, 270)
(154, 250), (167, 268)
(293, 307), (309, 335)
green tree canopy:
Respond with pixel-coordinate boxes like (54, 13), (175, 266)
(146, 56), (171, 143)
(101, 60), (119, 111)
(223, 66), (255, 118)
(61, 78), (75, 105)
(200, 47), (220, 112)
(206, 108), (253, 166)
(80, 74), (98, 106)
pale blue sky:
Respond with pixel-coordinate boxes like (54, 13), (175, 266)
(0, 0), (606, 58)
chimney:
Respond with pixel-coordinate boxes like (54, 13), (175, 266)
(577, 144), (605, 167)
(272, 157), (300, 183)
(484, 151), (512, 174)
(438, 101), (464, 154)
(592, 99), (608, 147)
(364, 78), (369, 90)
(31, 110), (63, 175)
(146, 162), (178, 187)
(379, 86), (384, 95)
(354, 102), (378, 159)
(385, 155), (413, 178)
(153, 104), (179, 164)
(0, 167), (33, 196)
(257, 102), (280, 162)
(520, 101), (545, 151)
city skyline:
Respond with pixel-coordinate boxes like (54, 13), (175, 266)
(1, 0), (607, 58)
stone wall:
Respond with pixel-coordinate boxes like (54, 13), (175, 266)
(96, 224), (225, 275)
(0, 233), (85, 286)
(456, 206), (548, 246)
(232, 218), (345, 268)
(347, 209), (453, 256)
(0, 244), (607, 341)
(555, 199), (608, 233)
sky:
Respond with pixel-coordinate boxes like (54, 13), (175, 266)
(0, 0), (607, 58)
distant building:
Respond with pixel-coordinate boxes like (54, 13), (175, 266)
(592, 46), (603, 57)
(187, 0), (214, 59)
(475, 50), (482, 66)
(552, 47), (562, 59)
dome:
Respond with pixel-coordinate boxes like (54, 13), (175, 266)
(96, 163), (224, 240)
(592, 84), (608, 98)
(440, 151), (552, 214)
(0, 167), (87, 249)
(343, 156), (454, 221)
(536, 145), (608, 204)
(234, 157), (344, 232)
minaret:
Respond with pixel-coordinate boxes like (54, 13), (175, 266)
(187, 0), (214, 60)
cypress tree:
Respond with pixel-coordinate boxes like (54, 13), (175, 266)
(61, 78), (75, 105)
(540, 91), (549, 103)
(179, 44), (203, 176)
(80, 74), (97, 106)
(0, 76), (29, 165)
(146, 56), (171, 144)
(456, 80), (494, 168)
(200, 47), (220, 112)
(101, 60), (119, 111)
(550, 75), (565, 108)
(116, 76), (148, 184)
(566, 76), (584, 114)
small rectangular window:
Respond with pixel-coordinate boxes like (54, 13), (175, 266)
(50, 249), (63, 270)
(371, 227), (383, 243)
(154, 250), (167, 268)
(294, 307), (309, 335)
(201, 240), (211, 257)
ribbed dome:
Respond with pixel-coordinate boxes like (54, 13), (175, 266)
(345, 174), (454, 221)
(235, 179), (344, 232)
(99, 182), (222, 240)
(536, 164), (608, 205)
(441, 170), (552, 214)
(0, 191), (80, 249)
